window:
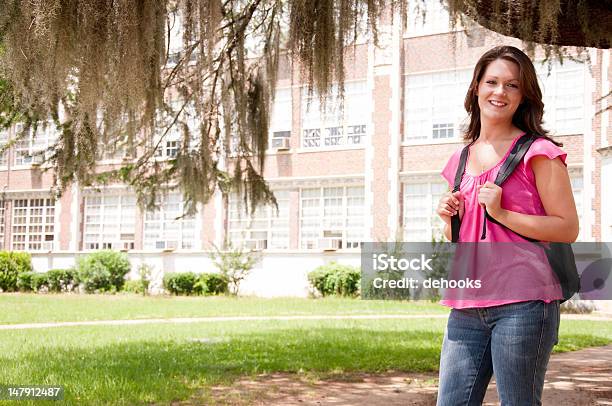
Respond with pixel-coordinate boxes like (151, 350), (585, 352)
(0, 130), (8, 166)
(570, 173), (585, 241)
(537, 60), (586, 135)
(84, 193), (136, 250)
(301, 81), (368, 148)
(406, 0), (453, 37)
(144, 193), (195, 250)
(404, 70), (471, 143)
(153, 105), (199, 158)
(14, 123), (58, 166)
(300, 186), (365, 249)
(0, 203), (5, 249)
(403, 181), (446, 241)
(270, 88), (292, 149)
(12, 198), (55, 251)
(228, 191), (290, 249)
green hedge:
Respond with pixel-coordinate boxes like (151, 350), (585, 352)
(0, 251), (32, 292)
(163, 272), (229, 296)
(163, 272), (198, 295)
(122, 279), (145, 294)
(307, 262), (360, 297)
(47, 269), (76, 293)
(195, 273), (228, 295)
(17, 271), (35, 292)
(76, 250), (131, 293)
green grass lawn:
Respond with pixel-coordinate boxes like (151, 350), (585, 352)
(0, 293), (449, 324)
(0, 295), (610, 405)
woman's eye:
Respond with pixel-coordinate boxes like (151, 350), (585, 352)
(507, 83), (518, 88)
(486, 80), (496, 84)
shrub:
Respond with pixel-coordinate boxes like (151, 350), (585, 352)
(210, 242), (260, 295)
(47, 269), (76, 293)
(30, 272), (49, 292)
(122, 279), (144, 294)
(163, 272), (198, 295)
(76, 250), (131, 293)
(138, 264), (153, 295)
(194, 272), (228, 295)
(308, 262), (361, 297)
(0, 251), (33, 292)
(17, 272), (35, 292)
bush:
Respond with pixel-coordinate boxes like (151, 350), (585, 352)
(0, 251), (32, 292)
(163, 272), (198, 295)
(210, 242), (260, 295)
(30, 273), (49, 292)
(47, 269), (76, 293)
(76, 250), (131, 293)
(122, 279), (144, 294)
(308, 262), (361, 297)
(17, 272), (35, 292)
(194, 272), (228, 295)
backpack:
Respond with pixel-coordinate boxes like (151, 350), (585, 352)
(450, 134), (580, 302)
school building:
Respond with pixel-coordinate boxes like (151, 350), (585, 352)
(1, 4), (610, 297)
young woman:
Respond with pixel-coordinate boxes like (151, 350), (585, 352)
(435, 46), (579, 405)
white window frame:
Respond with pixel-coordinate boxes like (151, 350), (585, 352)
(536, 60), (587, 136)
(570, 170), (585, 242)
(143, 192), (196, 250)
(11, 198), (56, 251)
(404, 69), (471, 144)
(0, 203), (5, 250)
(269, 88), (293, 150)
(405, 0), (454, 38)
(0, 129), (8, 168)
(299, 186), (365, 249)
(300, 81), (368, 150)
(13, 122), (58, 167)
(83, 192), (136, 251)
(228, 191), (290, 250)
(402, 181), (447, 242)
(153, 104), (199, 159)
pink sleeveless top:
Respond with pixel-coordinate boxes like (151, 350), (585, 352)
(439, 133), (566, 308)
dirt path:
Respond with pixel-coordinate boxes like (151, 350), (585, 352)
(210, 345), (612, 406)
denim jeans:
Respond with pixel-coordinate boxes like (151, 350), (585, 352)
(436, 300), (560, 406)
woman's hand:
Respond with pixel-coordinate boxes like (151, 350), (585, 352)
(477, 181), (503, 219)
(437, 191), (464, 225)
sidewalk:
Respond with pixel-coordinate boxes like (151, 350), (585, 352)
(0, 313), (610, 330)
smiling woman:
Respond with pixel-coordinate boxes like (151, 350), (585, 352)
(435, 45), (579, 406)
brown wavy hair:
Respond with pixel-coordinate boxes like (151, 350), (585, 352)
(463, 45), (561, 147)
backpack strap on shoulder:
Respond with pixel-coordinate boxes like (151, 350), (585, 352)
(480, 134), (537, 240)
(451, 145), (470, 243)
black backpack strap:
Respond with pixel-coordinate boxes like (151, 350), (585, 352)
(481, 134), (537, 240)
(495, 134), (537, 185)
(451, 145), (470, 243)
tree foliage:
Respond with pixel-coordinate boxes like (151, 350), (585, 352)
(0, 0), (393, 214)
(0, 0), (608, 214)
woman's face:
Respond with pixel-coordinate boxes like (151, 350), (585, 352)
(476, 58), (523, 124)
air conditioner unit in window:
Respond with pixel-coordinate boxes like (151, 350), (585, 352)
(318, 238), (342, 251)
(254, 239), (268, 250)
(157, 240), (177, 251)
(272, 136), (291, 151)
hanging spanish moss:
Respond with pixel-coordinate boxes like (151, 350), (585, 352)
(0, 0), (608, 215)
(446, 0), (611, 55)
(0, 0), (399, 215)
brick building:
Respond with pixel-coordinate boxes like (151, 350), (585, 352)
(1, 4), (610, 296)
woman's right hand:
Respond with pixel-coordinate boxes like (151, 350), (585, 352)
(437, 191), (464, 225)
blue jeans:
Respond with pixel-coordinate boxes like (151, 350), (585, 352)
(437, 300), (560, 406)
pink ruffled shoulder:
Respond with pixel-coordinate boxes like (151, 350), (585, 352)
(523, 137), (567, 167)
